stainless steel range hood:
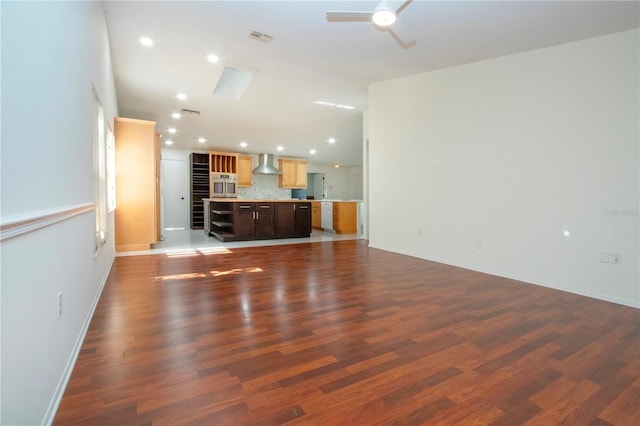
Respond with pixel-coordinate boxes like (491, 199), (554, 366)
(252, 153), (282, 175)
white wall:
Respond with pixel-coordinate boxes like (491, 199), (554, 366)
(362, 108), (370, 239)
(369, 29), (639, 307)
(1, 2), (119, 424)
(308, 163), (364, 200)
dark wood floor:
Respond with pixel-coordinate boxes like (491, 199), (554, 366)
(55, 240), (639, 425)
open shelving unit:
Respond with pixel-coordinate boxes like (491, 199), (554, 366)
(210, 152), (238, 174)
(205, 202), (235, 241)
(190, 153), (210, 229)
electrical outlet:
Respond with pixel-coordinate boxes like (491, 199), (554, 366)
(599, 251), (610, 263)
(58, 292), (63, 318)
(611, 252), (622, 265)
(476, 241), (483, 250)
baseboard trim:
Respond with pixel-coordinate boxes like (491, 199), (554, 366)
(0, 203), (95, 242)
(368, 243), (639, 309)
(116, 243), (151, 252)
(42, 253), (115, 425)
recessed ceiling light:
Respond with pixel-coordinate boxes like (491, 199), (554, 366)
(240, 141), (248, 148)
(309, 149), (317, 155)
(165, 140), (173, 146)
(276, 145), (284, 151)
(171, 112), (181, 119)
(198, 137), (206, 143)
(328, 138), (336, 144)
(177, 93), (187, 100)
(207, 54), (219, 63)
(333, 163), (340, 168)
(168, 128), (177, 134)
(140, 36), (153, 47)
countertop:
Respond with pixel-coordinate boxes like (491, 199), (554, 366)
(203, 198), (310, 203)
(203, 198), (362, 203)
(311, 199), (363, 203)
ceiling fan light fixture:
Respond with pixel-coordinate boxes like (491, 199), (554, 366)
(372, 5), (396, 27)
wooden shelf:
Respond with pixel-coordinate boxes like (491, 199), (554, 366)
(209, 230), (235, 241)
(190, 153), (210, 229)
(212, 221), (233, 227)
(210, 152), (238, 174)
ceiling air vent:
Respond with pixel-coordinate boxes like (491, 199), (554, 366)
(180, 108), (200, 116)
(249, 31), (273, 43)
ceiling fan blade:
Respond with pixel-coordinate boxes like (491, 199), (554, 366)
(394, 0), (413, 16)
(326, 11), (374, 22)
(387, 20), (416, 49)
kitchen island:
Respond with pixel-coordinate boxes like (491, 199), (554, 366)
(203, 198), (311, 242)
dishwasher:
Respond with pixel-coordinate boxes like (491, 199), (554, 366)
(321, 201), (334, 233)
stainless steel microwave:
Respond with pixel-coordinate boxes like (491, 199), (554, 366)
(210, 173), (238, 198)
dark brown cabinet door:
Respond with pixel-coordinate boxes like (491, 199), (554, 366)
(254, 203), (275, 237)
(294, 202), (311, 236)
(274, 203), (295, 236)
(233, 203), (255, 238)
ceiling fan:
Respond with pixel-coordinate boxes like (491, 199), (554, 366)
(326, 0), (416, 49)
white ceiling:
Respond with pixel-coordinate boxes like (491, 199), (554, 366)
(103, 1), (639, 166)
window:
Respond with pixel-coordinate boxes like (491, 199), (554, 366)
(93, 87), (107, 253)
(106, 126), (116, 212)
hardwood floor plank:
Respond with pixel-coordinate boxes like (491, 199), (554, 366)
(529, 376), (580, 409)
(589, 418), (616, 426)
(383, 396), (456, 425)
(522, 379), (602, 425)
(451, 403), (506, 426)
(598, 378), (640, 426)
(240, 355), (338, 391)
(54, 240), (639, 425)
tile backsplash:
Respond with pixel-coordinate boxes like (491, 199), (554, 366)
(238, 174), (291, 199)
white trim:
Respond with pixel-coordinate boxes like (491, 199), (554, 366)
(0, 203), (95, 242)
(369, 243), (640, 309)
(42, 253), (115, 425)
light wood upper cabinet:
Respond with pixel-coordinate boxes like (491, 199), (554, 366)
(237, 155), (253, 187)
(114, 117), (160, 252)
(278, 159), (307, 189)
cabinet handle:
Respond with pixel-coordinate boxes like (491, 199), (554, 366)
(298, 205), (309, 209)
(240, 205), (251, 209)
(259, 205), (270, 209)
(256, 211), (259, 220)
